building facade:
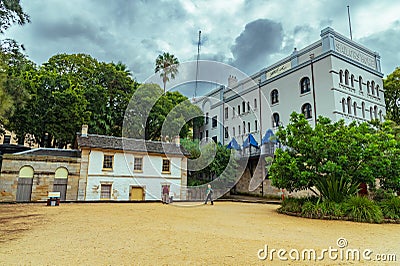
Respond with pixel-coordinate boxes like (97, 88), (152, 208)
(76, 132), (188, 201)
(194, 27), (385, 196)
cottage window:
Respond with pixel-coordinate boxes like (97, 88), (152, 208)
(300, 77), (311, 94)
(100, 184), (112, 199)
(103, 155), (113, 170)
(134, 157), (143, 171)
(162, 159), (170, 173)
(212, 116), (217, 128)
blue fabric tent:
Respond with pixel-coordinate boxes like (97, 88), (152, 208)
(261, 129), (277, 144)
(242, 134), (259, 148)
(226, 137), (241, 150)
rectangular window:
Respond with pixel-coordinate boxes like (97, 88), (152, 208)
(200, 131), (203, 140)
(247, 102), (250, 112)
(205, 112), (209, 124)
(224, 127), (229, 139)
(233, 107), (235, 117)
(254, 98), (257, 109)
(134, 157), (143, 171)
(212, 116), (217, 128)
(212, 136), (218, 143)
(238, 105), (240, 115)
(206, 130), (209, 138)
(255, 120), (258, 131)
(225, 107), (228, 119)
(100, 184), (112, 199)
(233, 127), (235, 136)
(162, 159), (170, 173)
(103, 155), (113, 170)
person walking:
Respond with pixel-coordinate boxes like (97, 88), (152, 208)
(204, 184), (214, 205)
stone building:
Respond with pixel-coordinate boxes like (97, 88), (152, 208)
(0, 149), (81, 202)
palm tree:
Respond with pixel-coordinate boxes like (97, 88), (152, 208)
(155, 52), (179, 93)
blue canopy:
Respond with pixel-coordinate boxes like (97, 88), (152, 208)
(261, 129), (277, 144)
(226, 137), (241, 150)
(243, 134), (259, 148)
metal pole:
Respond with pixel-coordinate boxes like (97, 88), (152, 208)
(195, 30), (201, 98)
(347, 5), (353, 40)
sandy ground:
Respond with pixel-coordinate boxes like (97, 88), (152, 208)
(0, 202), (399, 266)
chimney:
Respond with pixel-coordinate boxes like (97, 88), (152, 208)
(173, 135), (180, 147)
(81, 124), (88, 137)
(228, 75), (237, 88)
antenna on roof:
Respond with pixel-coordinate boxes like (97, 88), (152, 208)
(347, 5), (353, 40)
(195, 30), (201, 99)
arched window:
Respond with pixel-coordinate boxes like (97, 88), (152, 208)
(344, 70), (349, 85)
(374, 106), (378, 119)
(242, 101), (246, 113)
(272, 113), (280, 127)
(248, 122), (251, 132)
(370, 107), (373, 120)
(254, 98), (257, 109)
(347, 97), (352, 114)
(255, 120), (258, 131)
(367, 81), (370, 94)
(353, 102), (357, 116)
(379, 110), (383, 122)
(301, 103), (312, 119)
(233, 127), (235, 136)
(238, 125), (241, 135)
(243, 121), (246, 134)
(339, 70), (343, 83)
(271, 89), (279, 104)
(351, 74), (354, 87)
(300, 77), (311, 94)
(362, 102), (365, 118)
(247, 101), (250, 112)
(376, 85), (380, 97)
(342, 98), (346, 113)
(371, 81), (375, 96)
(359, 76), (363, 91)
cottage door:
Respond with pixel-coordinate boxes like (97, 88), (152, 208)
(16, 166), (34, 202)
(130, 186), (144, 201)
(16, 178), (33, 202)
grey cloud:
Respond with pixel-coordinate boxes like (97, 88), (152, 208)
(359, 21), (400, 74)
(231, 19), (284, 74)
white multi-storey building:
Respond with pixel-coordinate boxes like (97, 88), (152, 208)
(195, 27), (384, 149)
(194, 27), (385, 196)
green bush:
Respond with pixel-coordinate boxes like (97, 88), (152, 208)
(379, 197), (400, 219)
(343, 196), (383, 223)
(301, 201), (320, 218)
(280, 198), (302, 213)
(371, 188), (396, 202)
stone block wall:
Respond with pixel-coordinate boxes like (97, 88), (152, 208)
(0, 154), (81, 202)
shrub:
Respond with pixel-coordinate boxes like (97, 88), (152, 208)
(314, 175), (359, 203)
(280, 198), (302, 213)
(319, 201), (345, 217)
(371, 188), (396, 202)
(343, 196), (383, 223)
(379, 197), (400, 219)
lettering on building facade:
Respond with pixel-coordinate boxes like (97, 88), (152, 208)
(266, 61), (291, 80)
(335, 41), (376, 70)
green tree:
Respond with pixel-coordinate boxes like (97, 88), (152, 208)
(124, 83), (203, 141)
(0, 0), (30, 33)
(155, 52), (179, 93)
(383, 67), (400, 124)
(269, 112), (399, 202)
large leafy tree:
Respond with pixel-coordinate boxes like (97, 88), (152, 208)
(123, 83), (203, 141)
(7, 54), (139, 147)
(383, 67), (400, 124)
(269, 112), (400, 202)
(155, 52), (179, 93)
(0, 0), (30, 33)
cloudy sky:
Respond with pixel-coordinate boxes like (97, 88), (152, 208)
(5, 0), (400, 83)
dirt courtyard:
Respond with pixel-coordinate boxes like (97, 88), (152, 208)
(0, 202), (399, 265)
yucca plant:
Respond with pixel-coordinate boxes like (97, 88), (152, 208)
(314, 175), (359, 203)
(344, 196), (383, 223)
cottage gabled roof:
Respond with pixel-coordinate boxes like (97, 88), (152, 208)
(14, 148), (81, 158)
(76, 134), (189, 156)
